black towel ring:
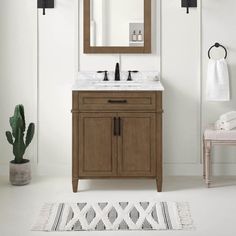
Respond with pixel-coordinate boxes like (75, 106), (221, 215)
(208, 42), (227, 59)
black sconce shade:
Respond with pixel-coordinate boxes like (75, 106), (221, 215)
(38, 0), (54, 15)
(181, 0), (197, 14)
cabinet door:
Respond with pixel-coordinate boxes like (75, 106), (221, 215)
(118, 113), (156, 177)
(79, 113), (117, 176)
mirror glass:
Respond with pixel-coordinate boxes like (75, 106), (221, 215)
(90, 0), (144, 47)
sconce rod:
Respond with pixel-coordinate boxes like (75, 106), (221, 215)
(181, 0), (197, 14)
(38, 0), (54, 16)
(43, 0), (46, 15)
(186, 0), (189, 14)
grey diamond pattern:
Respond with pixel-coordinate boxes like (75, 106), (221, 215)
(33, 202), (191, 231)
(108, 207), (118, 224)
(67, 202), (164, 230)
(129, 207), (139, 224)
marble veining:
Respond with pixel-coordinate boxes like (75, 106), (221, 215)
(72, 72), (164, 91)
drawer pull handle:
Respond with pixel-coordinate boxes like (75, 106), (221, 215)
(118, 117), (121, 136)
(114, 117), (118, 136)
(108, 100), (127, 104)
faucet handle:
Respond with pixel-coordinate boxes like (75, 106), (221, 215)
(127, 70), (139, 81)
(97, 70), (109, 81)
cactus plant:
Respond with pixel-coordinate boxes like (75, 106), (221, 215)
(5, 105), (35, 164)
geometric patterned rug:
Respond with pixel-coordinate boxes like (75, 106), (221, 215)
(32, 201), (193, 231)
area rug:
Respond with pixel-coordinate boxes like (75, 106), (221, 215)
(32, 201), (193, 231)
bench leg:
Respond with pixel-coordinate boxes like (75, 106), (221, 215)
(203, 138), (206, 180)
(205, 140), (212, 188)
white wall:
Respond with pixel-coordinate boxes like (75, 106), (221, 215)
(202, 0), (236, 175)
(162, 0), (201, 175)
(37, 0), (75, 174)
(0, 0), (37, 168)
(1, 0), (236, 176)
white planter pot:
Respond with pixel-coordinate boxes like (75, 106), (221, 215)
(9, 160), (31, 186)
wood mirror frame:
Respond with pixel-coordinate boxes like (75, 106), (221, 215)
(83, 0), (151, 54)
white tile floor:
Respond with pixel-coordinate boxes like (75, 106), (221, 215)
(1, 176), (236, 236)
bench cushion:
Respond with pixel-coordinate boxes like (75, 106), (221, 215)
(204, 126), (236, 141)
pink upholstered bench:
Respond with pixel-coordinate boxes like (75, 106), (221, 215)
(203, 127), (236, 187)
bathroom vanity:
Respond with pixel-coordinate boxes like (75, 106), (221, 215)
(71, 0), (163, 192)
(72, 73), (164, 192)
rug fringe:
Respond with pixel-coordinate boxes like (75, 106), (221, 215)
(177, 202), (194, 230)
(31, 203), (54, 231)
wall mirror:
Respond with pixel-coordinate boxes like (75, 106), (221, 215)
(84, 0), (151, 54)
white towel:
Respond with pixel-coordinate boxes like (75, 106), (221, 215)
(206, 58), (230, 101)
(219, 111), (236, 123)
(215, 120), (224, 130)
(215, 119), (236, 131)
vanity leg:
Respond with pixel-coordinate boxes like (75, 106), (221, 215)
(72, 178), (79, 193)
(156, 178), (162, 192)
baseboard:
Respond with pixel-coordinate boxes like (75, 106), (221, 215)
(164, 163), (236, 176)
(1, 163), (236, 176)
(35, 163), (71, 176)
(0, 163), (70, 176)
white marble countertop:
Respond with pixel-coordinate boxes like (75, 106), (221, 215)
(72, 72), (164, 91)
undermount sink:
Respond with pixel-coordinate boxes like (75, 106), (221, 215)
(95, 82), (142, 88)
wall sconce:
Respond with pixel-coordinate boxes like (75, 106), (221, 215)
(181, 0), (197, 14)
(38, 0), (54, 15)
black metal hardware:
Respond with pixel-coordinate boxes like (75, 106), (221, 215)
(127, 70), (139, 81)
(118, 117), (121, 136)
(115, 63), (120, 81)
(181, 0), (197, 14)
(43, 0), (46, 15)
(208, 42), (228, 59)
(113, 117), (122, 136)
(38, 0), (54, 15)
(108, 100), (127, 104)
(97, 71), (109, 81)
(114, 117), (117, 136)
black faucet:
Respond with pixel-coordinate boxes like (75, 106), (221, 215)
(97, 70), (109, 81)
(127, 70), (139, 81)
(115, 63), (120, 81)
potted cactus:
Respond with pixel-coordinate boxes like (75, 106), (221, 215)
(5, 104), (35, 186)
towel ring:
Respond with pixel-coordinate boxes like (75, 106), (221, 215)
(208, 43), (227, 59)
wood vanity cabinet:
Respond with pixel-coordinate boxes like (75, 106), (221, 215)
(72, 91), (163, 192)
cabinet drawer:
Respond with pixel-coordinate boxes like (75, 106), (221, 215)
(73, 92), (160, 111)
